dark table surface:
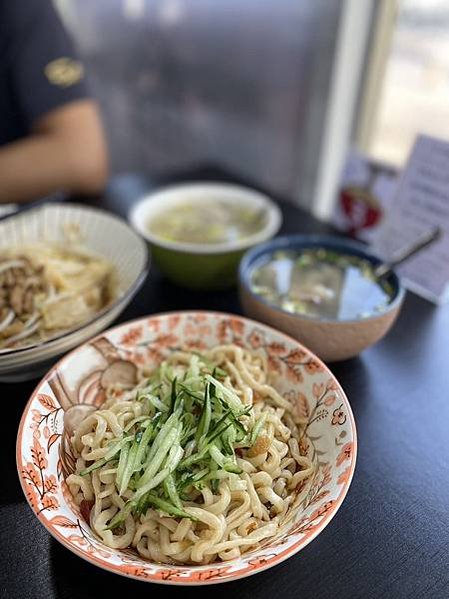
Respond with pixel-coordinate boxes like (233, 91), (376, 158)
(2, 169), (449, 599)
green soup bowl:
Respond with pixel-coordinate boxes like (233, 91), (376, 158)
(129, 182), (282, 290)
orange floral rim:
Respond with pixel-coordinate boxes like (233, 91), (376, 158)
(16, 311), (357, 585)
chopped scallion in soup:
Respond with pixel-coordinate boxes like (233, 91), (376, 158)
(250, 248), (395, 320)
(148, 201), (266, 244)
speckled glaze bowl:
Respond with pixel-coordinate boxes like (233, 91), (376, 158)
(129, 182), (282, 290)
(239, 235), (405, 362)
(17, 311), (356, 585)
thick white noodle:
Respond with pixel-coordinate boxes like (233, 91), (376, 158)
(67, 345), (315, 564)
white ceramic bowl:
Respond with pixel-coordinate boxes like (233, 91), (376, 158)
(129, 182), (282, 289)
(0, 203), (148, 381)
(17, 311), (356, 585)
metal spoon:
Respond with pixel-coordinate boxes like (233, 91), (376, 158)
(374, 226), (442, 279)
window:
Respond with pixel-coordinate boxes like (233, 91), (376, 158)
(360, 0), (449, 166)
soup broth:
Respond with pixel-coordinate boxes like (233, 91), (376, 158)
(148, 201), (266, 245)
(250, 248), (395, 321)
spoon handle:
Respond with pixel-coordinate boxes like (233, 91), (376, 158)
(375, 226), (442, 279)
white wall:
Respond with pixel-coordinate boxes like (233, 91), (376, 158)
(308, 0), (375, 220)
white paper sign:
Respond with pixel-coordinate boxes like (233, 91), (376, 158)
(374, 134), (449, 304)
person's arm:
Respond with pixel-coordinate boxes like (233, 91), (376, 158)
(0, 99), (107, 204)
(0, 0), (108, 203)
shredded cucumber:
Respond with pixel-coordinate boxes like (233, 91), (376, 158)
(80, 435), (133, 476)
(80, 353), (273, 529)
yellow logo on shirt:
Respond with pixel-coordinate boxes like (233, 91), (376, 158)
(44, 57), (84, 88)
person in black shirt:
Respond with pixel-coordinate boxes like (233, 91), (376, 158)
(0, 0), (108, 203)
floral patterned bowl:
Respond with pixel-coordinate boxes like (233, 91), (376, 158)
(16, 311), (356, 585)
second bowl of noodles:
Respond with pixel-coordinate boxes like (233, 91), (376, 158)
(0, 203), (148, 381)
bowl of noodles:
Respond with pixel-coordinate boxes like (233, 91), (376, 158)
(17, 311), (356, 584)
(0, 203), (148, 381)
